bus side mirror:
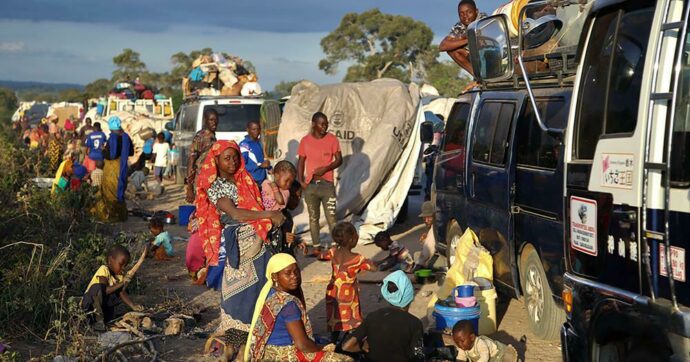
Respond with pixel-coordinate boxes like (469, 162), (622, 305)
(467, 15), (513, 83)
(420, 121), (434, 144)
(164, 121), (175, 131)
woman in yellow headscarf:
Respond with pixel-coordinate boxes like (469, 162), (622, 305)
(245, 253), (352, 362)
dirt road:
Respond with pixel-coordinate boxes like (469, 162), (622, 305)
(95, 183), (562, 361)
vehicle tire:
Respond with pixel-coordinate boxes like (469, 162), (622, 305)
(624, 342), (670, 362)
(520, 247), (564, 340)
(445, 222), (463, 268)
(396, 197), (409, 224)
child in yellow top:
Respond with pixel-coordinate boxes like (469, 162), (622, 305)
(81, 245), (143, 331)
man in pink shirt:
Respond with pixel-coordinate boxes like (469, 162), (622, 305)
(297, 112), (343, 259)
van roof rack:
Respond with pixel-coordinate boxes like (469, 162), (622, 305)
(183, 94), (266, 103)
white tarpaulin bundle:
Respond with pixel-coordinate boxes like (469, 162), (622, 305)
(277, 79), (422, 243)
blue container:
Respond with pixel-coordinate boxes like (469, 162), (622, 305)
(178, 205), (196, 226)
(454, 285), (475, 298)
(96, 104), (104, 116)
(433, 302), (481, 333)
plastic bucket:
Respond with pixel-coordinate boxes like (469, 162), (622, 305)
(474, 279), (498, 335)
(179, 205), (196, 226)
(433, 303), (481, 333)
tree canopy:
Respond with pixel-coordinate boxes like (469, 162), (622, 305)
(425, 61), (472, 97)
(112, 48), (148, 82)
(272, 80), (301, 99)
(0, 87), (18, 123)
(319, 9), (436, 83)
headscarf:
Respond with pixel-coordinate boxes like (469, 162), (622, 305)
(381, 270), (415, 308)
(194, 140), (271, 266)
(245, 253), (298, 362)
(108, 116), (121, 131)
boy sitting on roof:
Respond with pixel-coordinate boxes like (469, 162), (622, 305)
(439, 0), (487, 77)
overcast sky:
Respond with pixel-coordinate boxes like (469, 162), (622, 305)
(0, 0), (503, 91)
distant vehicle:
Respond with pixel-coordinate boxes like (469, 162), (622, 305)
(25, 103), (50, 125)
(168, 95), (280, 184)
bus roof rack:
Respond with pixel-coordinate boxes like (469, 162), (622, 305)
(183, 94), (266, 103)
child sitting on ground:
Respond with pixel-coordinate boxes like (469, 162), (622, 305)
(453, 320), (518, 362)
(148, 217), (174, 260)
(373, 231), (415, 273)
(88, 160), (104, 188)
(325, 222), (375, 344)
(261, 161), (305, 254)
(130, 167), (149, 193)
(82, 245), (143, 332)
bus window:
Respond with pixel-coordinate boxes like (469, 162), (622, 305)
(472, 102), (515, 165)
(517, 98), (566, 169)
(181, 104), (198, 132)
(671, 35), (690, 187)
(575, 5), (654, 159)
(438, 102), (471, 191)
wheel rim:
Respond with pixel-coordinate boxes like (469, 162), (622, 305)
(525, 264), (544, 325)
(448, 234), (460, 266)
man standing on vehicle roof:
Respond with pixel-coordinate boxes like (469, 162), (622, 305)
(297, 112), (342, 260)
(439, 0), (487, 76)
(240, 120), (270, 185)
(185, 108), (218, 203)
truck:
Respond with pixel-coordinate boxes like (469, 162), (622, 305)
(462, 0), (690, 359)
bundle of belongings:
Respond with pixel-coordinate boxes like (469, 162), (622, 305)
(109, 78), (161, 102)
(182, 53), (263, 97)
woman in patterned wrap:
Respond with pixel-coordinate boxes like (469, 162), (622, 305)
(194, 140), (285, 354)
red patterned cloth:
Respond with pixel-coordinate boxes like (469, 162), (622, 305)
(194, 140), (271, 266)
(325, 249), (375, 332)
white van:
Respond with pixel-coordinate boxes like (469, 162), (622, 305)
(170, 95), (281, 183)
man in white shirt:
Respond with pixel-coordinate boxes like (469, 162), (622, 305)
(152, 133), (170, 183)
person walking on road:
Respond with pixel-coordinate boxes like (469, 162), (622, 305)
(297, 112), (342, 260)
(240, 120), (270, 186)
(185, 108), (218, 203)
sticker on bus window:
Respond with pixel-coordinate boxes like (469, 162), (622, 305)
(659, 244), (686, 282)
(601, 153), (634, 189)
(570, 197), (598, 256)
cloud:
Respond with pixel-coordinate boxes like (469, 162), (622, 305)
(272, 57), (310, 66)
(0, 41), (25, 53)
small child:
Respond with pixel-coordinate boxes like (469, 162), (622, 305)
(149, 217), (174, 260)
(453, 320), (518, 362)
(130, 167), (150, 193)
(89, 160), (104, 188)
(415, 201), (437, 269)
(165, 144), (179, 182)
(261, 160), (295, 211)
(152, 133), (170, 183)
(82, 245), (143, 332)
(325, 222), (375, 343)
(262, 161), (305, 254)
(373, 231), (415, 273)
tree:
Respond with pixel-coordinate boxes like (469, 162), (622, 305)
(424, 60), (472, 97)
(0, 87), (18, 123)
(272, 80), (301, 99)
(112, 48), (148, 82)
(319, 9), (436, 83)
(84, 78), (112, 98)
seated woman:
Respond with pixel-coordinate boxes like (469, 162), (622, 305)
(245, 253), (353, 362)
(343, 270), (425, 362)
(194, 140), (285, 356)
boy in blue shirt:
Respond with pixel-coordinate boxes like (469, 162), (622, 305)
(84, 122), (107, 172)
(239, 120), (271, 185)
(148, 218), (173, 260)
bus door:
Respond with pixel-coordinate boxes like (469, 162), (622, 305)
(565, 2), (655, 294)
(466, 92), (524, 290)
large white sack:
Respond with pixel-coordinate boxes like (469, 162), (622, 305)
(277, 79), (421, 243)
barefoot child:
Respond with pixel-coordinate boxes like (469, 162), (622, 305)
(81, 245), (143, 331)
(373, 231), (415, 273)
(326, 222), (375, 343)
(149, 217), (174, 260)
(453, 320), (518, 362)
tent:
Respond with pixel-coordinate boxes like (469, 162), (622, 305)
(277, 79), (423, 243)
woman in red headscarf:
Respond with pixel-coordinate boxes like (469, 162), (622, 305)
(194, 140), (285, 352)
